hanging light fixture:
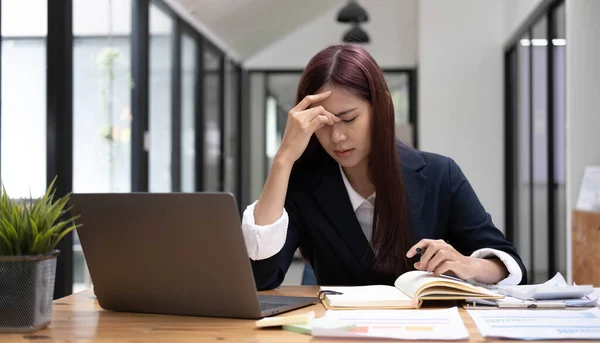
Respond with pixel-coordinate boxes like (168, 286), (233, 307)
(337, 0), (369, 23)
(342, 24), (370, 43)
(337, 1), (370, 44)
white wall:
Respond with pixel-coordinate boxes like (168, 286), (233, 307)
(565, 0), (600, 283)
(244, 0), (418, 69)
(418, 0), (505, 231)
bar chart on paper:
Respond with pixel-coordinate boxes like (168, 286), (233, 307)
(467, 308), (600, 340)
(311, 307), (469, 340)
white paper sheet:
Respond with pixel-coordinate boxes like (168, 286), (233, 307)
(467, 307), (600, 340)
(468, 273), (598, 308)
(576, 166), (600, 211)
(311, 307), (469, 340)
(593, 288), (600, 306)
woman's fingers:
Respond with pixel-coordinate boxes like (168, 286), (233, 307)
(432, 261), (457, 277)
(410, 239), (463, 273)
(290, 91), (332, 112)
(406, 239), (433, 258)
(426, 249), (453, 273)
(303, 106), (339, 125)
(413, 240), (443, 269)
(309, 115), (332, 131)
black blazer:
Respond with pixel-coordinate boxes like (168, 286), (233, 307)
(250, 143), (527, 290)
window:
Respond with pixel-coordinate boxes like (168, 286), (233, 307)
(384, 72), (411, 146)
(1, 0), (47, 199)
(511, 32), (533, 277)
(531, 16), (549, 284)
(203, 45), (222, 191)
(224, 62), (240, 199)
(73, 0), (132, 194)
(264, 73), (301, 173)
(72, 0), (132, 293)
(148, 3), (174, 192)
(504, 1), (566, 283)
(180, 32), (197, 192)
(551, 2), (566, 279)
(265, 95), (279, 172)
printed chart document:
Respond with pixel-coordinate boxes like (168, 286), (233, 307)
(311, 307), (469, 340)
(467, 307), (600, 340)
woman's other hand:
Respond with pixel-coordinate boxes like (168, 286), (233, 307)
(406, 239), (508, 283)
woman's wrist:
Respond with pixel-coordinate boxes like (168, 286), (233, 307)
(273, 150), (295, 170)
(470, 257), (508, 284)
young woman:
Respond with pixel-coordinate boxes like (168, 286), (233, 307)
(241, 44), (526, 291)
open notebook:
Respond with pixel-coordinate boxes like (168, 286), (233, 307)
(319, 270), (503, 309)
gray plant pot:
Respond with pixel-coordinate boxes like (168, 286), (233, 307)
(0, 250), (59, 333)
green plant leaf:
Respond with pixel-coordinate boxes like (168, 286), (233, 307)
(0, 230), (13, 255)
(0, 218), (20, 255)
(46, 217), (76, 237)
(50, 223), (82, 251)
(29, 216), (39, 239)
(0, 175), (82, 255)
(30, 234), (42, 254)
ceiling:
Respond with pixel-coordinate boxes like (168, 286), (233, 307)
(168, 0), (345, 60)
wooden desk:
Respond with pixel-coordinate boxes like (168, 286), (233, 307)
(0, 286), (588, 342)
(572, 209), (600, 286)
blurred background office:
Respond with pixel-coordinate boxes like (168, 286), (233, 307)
(1, 0), (598, 299)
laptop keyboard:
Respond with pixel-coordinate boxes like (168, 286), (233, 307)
(258, 294), (318, 314)
(260, 302), (286, 311)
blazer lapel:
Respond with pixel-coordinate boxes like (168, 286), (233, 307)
(310, 143), (427, 266)
(398, 143), (427, 229)
(313, 160), (375, 266)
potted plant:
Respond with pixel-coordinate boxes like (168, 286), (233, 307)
(0, 178), (81, 333)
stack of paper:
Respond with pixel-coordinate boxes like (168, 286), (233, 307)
(494, 294), (598, 308)
(467, 307), (600, 340)
(311, 307), (469, 340)
(468, 273), (597, 309)
(593, 288), (600, 306)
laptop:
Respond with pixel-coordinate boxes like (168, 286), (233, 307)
(69, 192), (318, 319)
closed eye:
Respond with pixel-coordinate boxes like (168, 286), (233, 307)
(336, 107), (359, 123)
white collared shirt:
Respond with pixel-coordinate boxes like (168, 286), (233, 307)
(338, 164), (376, 243)
(241, 165), (522, 286)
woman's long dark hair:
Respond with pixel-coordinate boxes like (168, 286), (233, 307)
(295, 44), (411, 278)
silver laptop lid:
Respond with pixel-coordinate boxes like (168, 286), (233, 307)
(70, 192), (264, 318)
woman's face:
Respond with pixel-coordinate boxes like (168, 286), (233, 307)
(312, 85), (372, 169)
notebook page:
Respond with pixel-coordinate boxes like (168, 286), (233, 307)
(394, 271), (491, 298)
(320, 285), (414, 307)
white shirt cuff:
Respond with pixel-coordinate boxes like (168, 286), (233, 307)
(470, 248), (523, 286)
(241, 200), (288, 261)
